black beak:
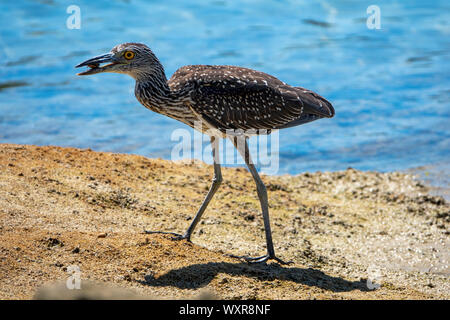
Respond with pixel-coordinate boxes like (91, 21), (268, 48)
(75, 53), (118, 75)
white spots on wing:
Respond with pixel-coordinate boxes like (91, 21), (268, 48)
(163, 64), (324, 131)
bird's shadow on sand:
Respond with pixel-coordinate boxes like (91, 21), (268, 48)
(136, 261), (370, 293)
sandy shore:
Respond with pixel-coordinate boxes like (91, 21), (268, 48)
(0, 143), (448, 299)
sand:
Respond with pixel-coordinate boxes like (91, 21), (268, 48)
(0, 143), (448, 299)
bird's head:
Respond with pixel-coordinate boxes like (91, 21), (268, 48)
(76, 43), (164, 80)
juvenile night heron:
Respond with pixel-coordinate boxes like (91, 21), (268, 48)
(76, 42), (334, 264)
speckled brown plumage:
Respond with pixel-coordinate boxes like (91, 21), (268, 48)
(168, 65), (334, 134)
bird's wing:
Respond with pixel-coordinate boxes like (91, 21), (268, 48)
(169, 65), (334, 133)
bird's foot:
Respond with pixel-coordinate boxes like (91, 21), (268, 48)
(143, 230), (190, 242)
(230, 253), (293, 265)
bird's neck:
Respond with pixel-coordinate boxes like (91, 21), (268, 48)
(134, 71), (189, 115)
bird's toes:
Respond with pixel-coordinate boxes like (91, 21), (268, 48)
(251, 255), (293, 265)
(143, 230), (182, 237)
(171, 234), (191, 242)
(246, 255), (270, 264)
(231, 254), (292, 265)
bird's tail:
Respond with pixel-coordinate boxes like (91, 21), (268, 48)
(294, 86), (335, 118)
(275, 87), (334, 129)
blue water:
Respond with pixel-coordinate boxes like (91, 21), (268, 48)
(1, 0), (449, 175)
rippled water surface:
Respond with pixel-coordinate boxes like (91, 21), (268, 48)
(1, 1), (449, 175)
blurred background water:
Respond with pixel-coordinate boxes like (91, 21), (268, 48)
(0, 1), (449, 182)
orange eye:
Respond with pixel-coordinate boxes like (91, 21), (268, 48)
(124, 51), (135, 60)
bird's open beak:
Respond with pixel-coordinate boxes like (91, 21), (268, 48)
(75, 53), (120, 76)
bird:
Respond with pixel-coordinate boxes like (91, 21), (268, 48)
(76, 42), (334, 264)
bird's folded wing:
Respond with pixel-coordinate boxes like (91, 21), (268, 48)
(188, 78), (332, 133)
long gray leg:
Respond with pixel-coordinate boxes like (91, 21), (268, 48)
(231, 136), (290, 264)
(145, 136), (222, 241)
(181, 136), (222, 240)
